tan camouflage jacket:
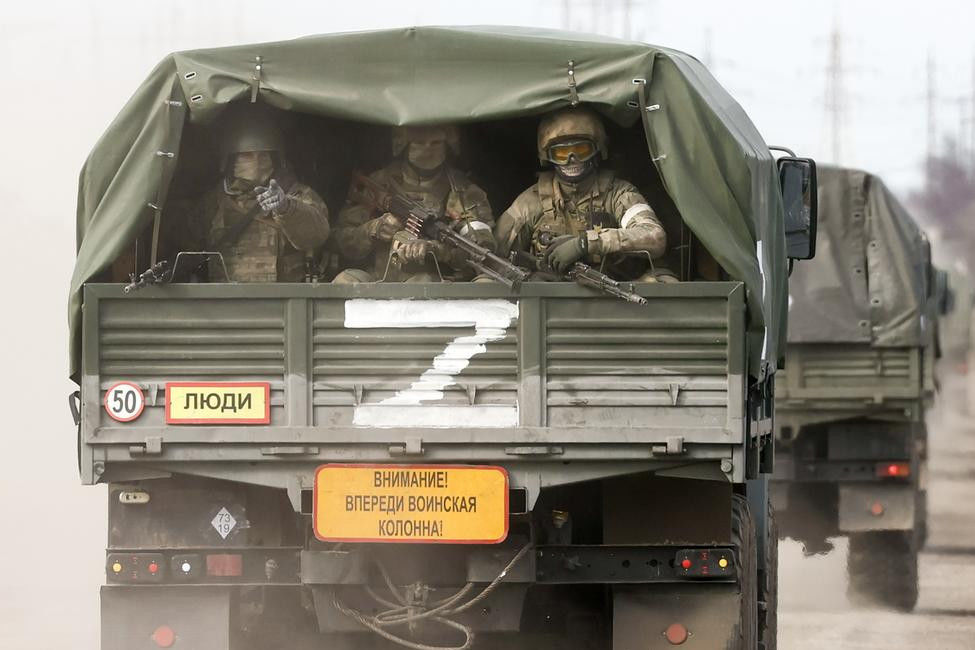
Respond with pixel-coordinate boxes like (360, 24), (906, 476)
(169, 178), (329, 282)
(495, 170), (666, 262)
(333, 161), (495, 280)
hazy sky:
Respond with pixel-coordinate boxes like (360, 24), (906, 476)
(1, 1), (973, 647)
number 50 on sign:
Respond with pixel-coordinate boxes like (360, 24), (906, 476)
(104, 381), (145, 422)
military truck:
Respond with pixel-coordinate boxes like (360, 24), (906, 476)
(70, 27), (816, 650)
(771, 165), (939, 611)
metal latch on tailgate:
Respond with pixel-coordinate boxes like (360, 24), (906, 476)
(388, 437), (424, 456)
(651, 436), (685, 456)
(129, 436), (163, 456)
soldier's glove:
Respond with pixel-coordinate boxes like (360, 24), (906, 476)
(255, 179), (290, 214)
(397, 238), (448, 264)
(364, 213), (402, 242)
(545, 234), (588, 275)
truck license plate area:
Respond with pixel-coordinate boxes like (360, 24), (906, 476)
(313, 464), (509, 544)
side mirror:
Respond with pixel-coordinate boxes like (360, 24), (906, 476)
(777, 157), (818, 260)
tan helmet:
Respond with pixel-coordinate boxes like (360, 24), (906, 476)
(391, 125), (461, 157)
(536, 107), (609, 164)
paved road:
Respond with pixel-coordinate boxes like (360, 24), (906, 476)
(778, 372), (975, 649)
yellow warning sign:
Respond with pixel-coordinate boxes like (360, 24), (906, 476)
(314, 464), (509, 543)
(165, 382), (270, 424)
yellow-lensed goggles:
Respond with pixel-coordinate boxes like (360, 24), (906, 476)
(547, 139), (597, 165)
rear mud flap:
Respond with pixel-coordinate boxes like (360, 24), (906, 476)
(612, 584), (739, 650)
(838, 484), (915, 532)
(101, 585), (231, 650)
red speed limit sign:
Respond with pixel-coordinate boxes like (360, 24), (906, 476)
(104, 381), (145, 422)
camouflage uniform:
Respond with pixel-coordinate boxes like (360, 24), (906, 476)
(496, 169), (667, 262)
(333, 159), (495, 282)
(496, 106), (671, 281)
(180, 176), (330, 282)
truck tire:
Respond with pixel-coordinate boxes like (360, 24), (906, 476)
(726, 494), (758, 650)
(846, 530), (919, 611)
(759, 503), (778, 650)
(917, 489), (928, 549)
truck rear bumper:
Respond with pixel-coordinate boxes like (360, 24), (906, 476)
(838, 483), (916, 532)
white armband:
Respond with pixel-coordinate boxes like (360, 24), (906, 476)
(620, 203), (651, 229)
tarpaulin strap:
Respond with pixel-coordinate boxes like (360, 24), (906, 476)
(148, 202), (162, 266)
(566, 60), (579, 106)
(632, 79), (664, 162)
(251, 56), (263, 103)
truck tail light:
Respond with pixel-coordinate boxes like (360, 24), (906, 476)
(876, 462), (910, 478)
(106, 553), (165, 583)
(206, 554), (243, 577)
(674, 548), (735, 578)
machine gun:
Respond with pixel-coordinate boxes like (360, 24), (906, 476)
(515, 234), (648, 305)
(123, 260), (171, 294)
(351, 173), (530, 289)
(565, 262), (647, 305)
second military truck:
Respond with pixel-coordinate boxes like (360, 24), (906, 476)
(772, 165), (939, 611)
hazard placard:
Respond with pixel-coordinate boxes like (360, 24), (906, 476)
(314, 464), (509, 544)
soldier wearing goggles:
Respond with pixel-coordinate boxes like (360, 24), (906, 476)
(495, 107), (674, 281)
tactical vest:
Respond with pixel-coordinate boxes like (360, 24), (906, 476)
(206, 179), (305, 282)
(531, 170), (616, 255)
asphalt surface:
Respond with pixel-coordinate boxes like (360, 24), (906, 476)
(778, 371), (975, 649)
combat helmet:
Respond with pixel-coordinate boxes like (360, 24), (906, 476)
(218, 108), (286, 161)
(536, 107), (609, 164)
(391, 125), (461, 157)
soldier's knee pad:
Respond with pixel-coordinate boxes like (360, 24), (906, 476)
(332, 269), (375, 284)
(404, 272), (442, 283)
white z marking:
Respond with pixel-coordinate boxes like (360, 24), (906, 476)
(344, 299), (520, 427)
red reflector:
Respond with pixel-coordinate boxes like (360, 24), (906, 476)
(870, 502), (885, 516)
(151, 625), (175, 648)
(147, 562), (159, 574)
(876, 462), (910, 478)
(206, 554), (243, 577)
(665, 622), (689, 645)
(680, 558), (692, 570)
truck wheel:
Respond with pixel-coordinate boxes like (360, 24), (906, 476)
(917, 489), (928, 549)
(846, 530), (918, 611)
(726, 494), (759, 650)
(759, 503), (778, 650)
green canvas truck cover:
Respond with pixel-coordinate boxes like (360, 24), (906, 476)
(69, 26), (786, 378)
(787, 165), (927, 347)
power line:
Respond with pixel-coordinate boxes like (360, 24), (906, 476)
(927, 50), (937, 165)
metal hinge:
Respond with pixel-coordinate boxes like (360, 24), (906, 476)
(505, 446), (564, 456)
(261, 446), (320, 456)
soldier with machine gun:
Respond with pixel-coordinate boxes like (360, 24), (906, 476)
(332, 125), (497, 283)
(495, 107), (676, 285)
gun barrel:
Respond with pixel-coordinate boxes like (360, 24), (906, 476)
(569, 263), (647, 305)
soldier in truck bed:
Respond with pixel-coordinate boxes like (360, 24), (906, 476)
(164, 112), (330, 282)
(331, 125), (496, 283)
(495, 107), (676, 282)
